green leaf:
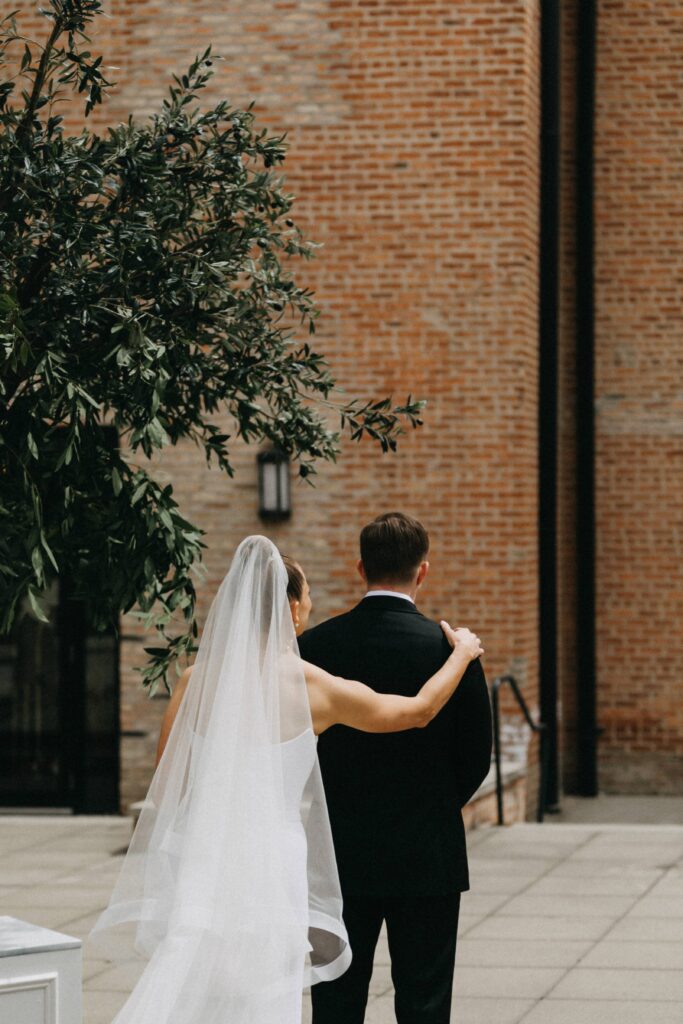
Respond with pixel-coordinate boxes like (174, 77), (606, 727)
(40, 532), (59, 572)
(159, 509), (174, 533)
(131, 481), (148, 505)
(27, 587), (49, 624)
(31, 546), (44, 579)
(79, 387), (101, 409)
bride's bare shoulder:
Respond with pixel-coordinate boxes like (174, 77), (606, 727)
(284, 653), (339, 697)
(172, 664), (194, 696)
(300, 657), (338, 690)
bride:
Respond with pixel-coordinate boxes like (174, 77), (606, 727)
(92, 535), (483, 1024)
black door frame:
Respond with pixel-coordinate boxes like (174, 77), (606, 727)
(539, 0), (599, 804)
(538, 0), (561, 811)
(1, 584), (120, 813)
(575, 0), (599, 796)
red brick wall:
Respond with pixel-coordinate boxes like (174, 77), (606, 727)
(593, 2), (683, 793)
(5, 1), (542, 811)
(8, 1), (683, 807)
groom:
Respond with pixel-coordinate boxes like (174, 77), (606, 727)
(299, 512), (492, 1024)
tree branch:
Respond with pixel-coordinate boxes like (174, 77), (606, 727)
(16, 15), (63, 142)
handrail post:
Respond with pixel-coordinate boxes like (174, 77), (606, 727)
(537, 727), (546, 823)
(492, 681), (504, 826)
(491, 674), (548, 827)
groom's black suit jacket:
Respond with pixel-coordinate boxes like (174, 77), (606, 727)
(299, 595), (492, 899)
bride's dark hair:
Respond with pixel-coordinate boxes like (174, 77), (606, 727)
(282, 554), (304, 601)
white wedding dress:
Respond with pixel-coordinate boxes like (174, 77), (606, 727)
(282, 728), (318, 925)
(279, 727), (318, 1020)
(90, 537), (350, 1024)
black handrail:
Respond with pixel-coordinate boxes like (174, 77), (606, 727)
(491, 674), (549, 825)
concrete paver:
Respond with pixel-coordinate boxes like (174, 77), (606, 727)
(442, 998), (534, 1024)
(526, 872), (655, 895)
(521, 1001), (683, 1024)
(458, 892), (509, 915)
(456, 938), (592, 968)
(550, 966), (683, 1001)
(453, 965), (566, 999)
(1, 815), (683, 1023)
(456, 913), (487, 934)
(468, 855), (558, 875)
(558, 795), (683, 825)
(649, 870), (683, 896)
(580, 940), (683, 969)
(626, 895), (683, 918)
(82, 989), (128, 1024)
(499, 893), (638, 917)
(465, 872), (540, 894)
(465, 913), (617, 940)
(605, 916), (683, 941)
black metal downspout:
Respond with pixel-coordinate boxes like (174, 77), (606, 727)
(538, 0), (561, 811)
(575, 0), (598, 795)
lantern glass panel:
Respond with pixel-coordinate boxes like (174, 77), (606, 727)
(261, 460), (279, 513)
(278, 460), (290, 512)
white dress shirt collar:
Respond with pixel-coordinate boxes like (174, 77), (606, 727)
(364, 589), (415, 605)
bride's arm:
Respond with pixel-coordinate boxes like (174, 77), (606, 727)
(155, 666), (193, 766)
(304, 624), (483, 735)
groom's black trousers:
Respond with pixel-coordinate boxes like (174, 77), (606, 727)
(311, 891), (461, 1024)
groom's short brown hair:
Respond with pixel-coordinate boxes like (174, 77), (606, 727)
(360, 512), (429, 585)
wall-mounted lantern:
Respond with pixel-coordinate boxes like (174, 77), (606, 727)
(257, 449), (291, 521)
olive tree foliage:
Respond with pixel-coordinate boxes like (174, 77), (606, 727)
(0, 1), (423, 690)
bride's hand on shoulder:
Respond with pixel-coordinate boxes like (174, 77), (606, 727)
(440, 621), (484, 661)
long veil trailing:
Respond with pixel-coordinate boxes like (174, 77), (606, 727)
(90, 535), (351, 1023)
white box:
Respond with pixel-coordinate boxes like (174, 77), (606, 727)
(0, 917), (82, 1024)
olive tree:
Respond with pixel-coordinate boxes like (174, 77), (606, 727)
(0, 1), (423, 689)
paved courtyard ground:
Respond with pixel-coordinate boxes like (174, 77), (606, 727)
(1, 813), (683, 1023)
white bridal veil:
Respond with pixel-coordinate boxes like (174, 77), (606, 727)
(91, 536), (350, 1023)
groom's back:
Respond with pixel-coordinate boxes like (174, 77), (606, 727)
(299, 594), (491, 898)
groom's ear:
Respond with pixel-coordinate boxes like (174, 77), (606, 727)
(356, 559), (367, 585)
(416, 560), (430, 589)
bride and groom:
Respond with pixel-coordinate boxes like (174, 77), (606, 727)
(92, 512), (493, 1023)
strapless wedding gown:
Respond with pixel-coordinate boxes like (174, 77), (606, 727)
(111, 729), (317, 1024)
(280, 727), (318, 1020)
